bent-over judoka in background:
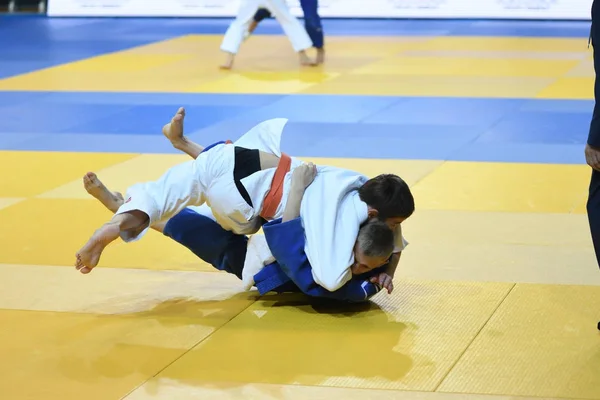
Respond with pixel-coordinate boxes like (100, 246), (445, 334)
(220, 0), (315, 69)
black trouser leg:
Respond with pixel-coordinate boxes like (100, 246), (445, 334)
(588, 1), (600, 270)
(587, 1), (600, 330)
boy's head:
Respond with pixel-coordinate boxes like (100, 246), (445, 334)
(359, 174), (415, 230)
(351, 219), (394, 275)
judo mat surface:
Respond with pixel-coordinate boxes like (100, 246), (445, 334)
(1, 15), (600, 400)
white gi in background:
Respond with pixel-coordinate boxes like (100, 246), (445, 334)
(115, 118), (408, 293)
(220, 0), (313, 54)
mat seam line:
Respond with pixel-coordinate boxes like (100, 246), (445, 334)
(118, 295), (259, 400)
(568, 189), (589, 214)
(442, 102), (520, 163)
(432, 282), (517, 392)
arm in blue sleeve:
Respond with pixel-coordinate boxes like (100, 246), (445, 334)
(335, 276), (383, 302)
(263, 218), (382, 302)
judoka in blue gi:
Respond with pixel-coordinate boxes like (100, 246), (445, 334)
(83, 163), (395, 302)
(247, 0), (325, 64)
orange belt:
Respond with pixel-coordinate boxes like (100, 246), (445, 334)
(225, 139), (291, 220)
(259, 153), (292, 220)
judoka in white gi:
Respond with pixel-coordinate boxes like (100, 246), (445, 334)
(75, 108), (415, 293)
(219, 0), (315, 69)
(83, 164), (396, 300)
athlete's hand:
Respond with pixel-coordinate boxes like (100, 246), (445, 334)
(585, 144), (600, 171)
(292, 162), (318, 189)
(370, 272), (394, 294)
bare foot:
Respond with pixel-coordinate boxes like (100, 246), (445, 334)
(83, 172), (123, 213)
(75, 222), (121, 274)
(219, 53), (235, 70)
(299, 50), (317, 67)
(316, 48), (325, 64)
(162, 107), (186, 147)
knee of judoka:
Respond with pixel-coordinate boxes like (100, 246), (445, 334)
(350, 219), (394, 275)
(359, 174), (415, 230)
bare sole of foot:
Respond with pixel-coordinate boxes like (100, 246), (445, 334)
(75, 222), (121, 274)
(83, 172), (123, 213)
(220, 53), (235, 70)
(162, 107), (186, 145)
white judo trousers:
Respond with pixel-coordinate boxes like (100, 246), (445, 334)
(220, 0), (313, 54)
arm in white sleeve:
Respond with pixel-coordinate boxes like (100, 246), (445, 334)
(301, 168), (368, 292)
(393, 224), (409, 253)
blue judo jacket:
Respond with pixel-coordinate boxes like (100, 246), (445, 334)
(254, 217), (386, 302)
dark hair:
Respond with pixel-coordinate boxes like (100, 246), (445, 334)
(357, 219), (394, 258)
(358, 174), (414, 219)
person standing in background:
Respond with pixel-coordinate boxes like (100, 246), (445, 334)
(584, 0), (600, 330)
(220, 0), (315, 69)
(247, 0), (325, 64)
